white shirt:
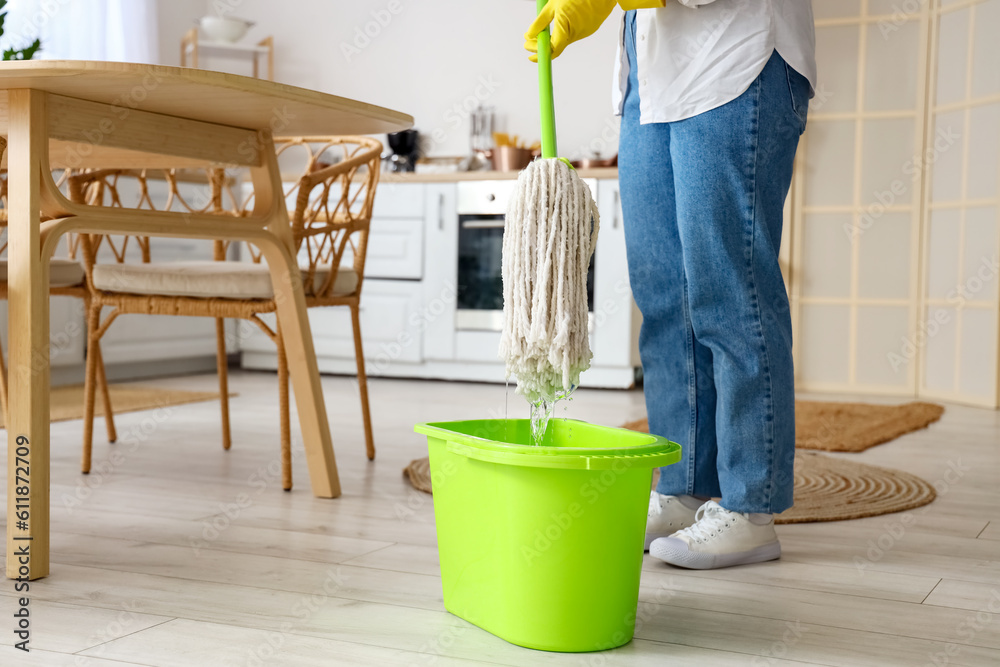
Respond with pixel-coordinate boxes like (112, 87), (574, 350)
(613, 0), (817, 123)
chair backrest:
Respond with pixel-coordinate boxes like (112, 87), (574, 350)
(67, 167), (229, 277)
(65, 136), (382, 301)
(228, 135), (383, 300)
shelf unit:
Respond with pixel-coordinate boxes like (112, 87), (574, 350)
(181, 28), (274, 80)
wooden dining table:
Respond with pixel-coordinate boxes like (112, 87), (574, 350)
(0, 61), (412, 580)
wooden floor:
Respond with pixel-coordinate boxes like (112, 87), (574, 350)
(1, 370), (999, 666)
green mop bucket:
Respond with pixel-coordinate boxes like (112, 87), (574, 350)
(413, 418), (681, 652)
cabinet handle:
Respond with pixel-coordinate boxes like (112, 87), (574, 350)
(438, 193), (446, 231)
(612, 189), (620, 229)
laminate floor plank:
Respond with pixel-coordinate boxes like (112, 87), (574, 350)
(0, 597), (171, 654)
(922, 578), (1000, 612)
(51, 507), (394, 565)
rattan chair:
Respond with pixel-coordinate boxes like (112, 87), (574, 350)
(72, 136), (382, 489)
(217, 136), (381, 484)
(0, 138), (117, 441)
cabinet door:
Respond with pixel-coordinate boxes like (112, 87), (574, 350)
(592, 180), (639, 369)
(372, 182), (425, 218)
(422, 183), (458, 361)
(344, 217), (424, 280)
(315, 279), (424, 367)
(361, 183), (426, 279)
(240, 279), (423, 368)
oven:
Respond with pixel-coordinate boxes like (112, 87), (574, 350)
(455, 180), (596, 331)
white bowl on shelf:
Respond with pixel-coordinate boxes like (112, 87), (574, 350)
(196, 16), (255, 44)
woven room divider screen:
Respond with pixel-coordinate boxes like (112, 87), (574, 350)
(787, 0), (1000, 408)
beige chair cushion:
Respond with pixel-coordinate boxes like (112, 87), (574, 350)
(0, 258), (86, 288)
(90, 261), (359, 299)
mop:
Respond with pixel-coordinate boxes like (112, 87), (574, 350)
(499, 0), (600, 412)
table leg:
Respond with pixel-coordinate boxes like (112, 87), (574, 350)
(252, 131), (341, 499)
(268, 260), (341, 498)
(6, 89), (50, 580)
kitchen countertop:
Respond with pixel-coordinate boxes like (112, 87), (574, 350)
(380, 167), (619, 183)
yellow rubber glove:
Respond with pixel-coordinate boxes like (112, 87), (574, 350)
(524, 1), (666, 61)
(524, 0), (618, 61)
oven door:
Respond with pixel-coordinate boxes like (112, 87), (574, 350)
(455, 217), (597, 332)
(456, 214), (507, 330)
(454, 180), (596, 332)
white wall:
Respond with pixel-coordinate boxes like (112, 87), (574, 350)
(157, 0), (206, 65)
(157, 0), (624, 160)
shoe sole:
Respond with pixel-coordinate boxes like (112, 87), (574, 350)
(649, 540), (781, 569)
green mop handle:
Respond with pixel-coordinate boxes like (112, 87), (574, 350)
(536, 0), (557, 159)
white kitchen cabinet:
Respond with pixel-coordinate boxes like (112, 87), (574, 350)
(370, 181), (425, 218)
(241, 279), (424, 373)
(592, 180), (640, 374)
(453, 330), (502, 364)
(421, 183), (459, 362)
(242, 180), (431, 373)
(356, 182), (425, 280)
(352, 217), (424, 280)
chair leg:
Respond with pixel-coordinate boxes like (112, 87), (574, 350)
(0, 336), (8, 428)
(215, 318), (232, 451)
(94, 341), (117, 443)
(82, 306), (102, 474)
(351, 303), (375, 460)
(276, 322), (292, 491)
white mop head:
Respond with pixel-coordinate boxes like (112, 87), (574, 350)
(499, 158), (600, 404)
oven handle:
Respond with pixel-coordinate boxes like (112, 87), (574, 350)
(460, 219), (506, 230)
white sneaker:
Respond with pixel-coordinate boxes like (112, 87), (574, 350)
(649, 500), (781, 569)
(644, 491), (701, 550)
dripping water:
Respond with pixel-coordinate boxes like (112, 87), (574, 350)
(504, 378), (510, 442)
(530, 399), (555, 447)
(527, 386), (577, 447)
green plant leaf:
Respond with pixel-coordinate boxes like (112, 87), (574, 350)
(0, 2), (42, 61)
(3, 38), (41, 61)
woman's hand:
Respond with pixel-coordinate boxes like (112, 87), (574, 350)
(523, 0), (618, 61)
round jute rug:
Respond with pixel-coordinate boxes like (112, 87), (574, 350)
(623, 400), (944, 453)
(403, 457), (433, 494)
(770, 452), (934, 523)
(403, 451), (936, 524)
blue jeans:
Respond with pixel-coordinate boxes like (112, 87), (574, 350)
(619, 13), (809, 513)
